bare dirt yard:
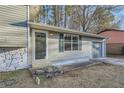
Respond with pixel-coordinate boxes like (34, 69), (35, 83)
(1, 63), (124, 88)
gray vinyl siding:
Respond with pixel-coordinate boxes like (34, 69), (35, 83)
(0, 6), (27, 47)
(32, 31), (92, 61)
(32, 32), (93, 68)
(48, 32), (93, 60)
(30, 29), (105, 68)
(0, 6), (27, 24)
(48, 32), (59, 59)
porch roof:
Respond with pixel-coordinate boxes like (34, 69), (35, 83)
(28, 22), (105, 39)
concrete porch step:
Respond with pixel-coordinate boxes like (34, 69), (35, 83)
(60, 61), (94, 72)
(52, 58), (90, 66)
(32, 61), (52, 69)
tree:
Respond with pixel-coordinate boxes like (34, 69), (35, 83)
(70, 5), (121, 33)
(30, 5), (123, 33)
(29, 5), (41, 22)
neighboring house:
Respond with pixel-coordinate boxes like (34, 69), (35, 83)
(0, 6), (106, 72)
(98, 29), (124, 55)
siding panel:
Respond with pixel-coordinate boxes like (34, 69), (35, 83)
(47, 32), (93, 60)
(0, 6), (27, 47)
(0, 6), (27, 24)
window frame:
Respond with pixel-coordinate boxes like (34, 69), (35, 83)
(59, 33), (64, 52)
(64, 34), (72, 51)
(59, 33), (82, 52)
(72, 35), (79, 51)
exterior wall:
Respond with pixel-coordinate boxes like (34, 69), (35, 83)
(31, 30), (104, 68)
(107, 43), (124, 55)
(99, 31), (124, 44)
(48, 32), (93, 66)
(0, 27), (27, 47)
(48, 32), (59, 59)
(82, 36), (104, 58)
(0, 6), (28, 71)
(0, 48), (28, 72)
(0, 6), (27, 47)
(81, 41), (92, 58)
(0, 6), (27, 24)
(82, 40), (106, 58)
(98, 30), (124, 55)
(48, 32), (93, 61)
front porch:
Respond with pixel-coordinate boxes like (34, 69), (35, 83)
(32, 55), (92, 69)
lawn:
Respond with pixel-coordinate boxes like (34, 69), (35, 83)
(1, 63), (124, 88)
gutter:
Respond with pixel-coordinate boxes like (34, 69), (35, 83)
(28, 22), (105, 39)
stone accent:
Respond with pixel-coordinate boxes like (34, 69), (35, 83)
(0, 48), (29, 72)
(30, 66), (64, 84)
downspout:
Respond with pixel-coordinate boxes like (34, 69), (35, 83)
(27, 5), (31, 66)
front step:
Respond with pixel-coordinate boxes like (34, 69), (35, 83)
(60, 61), (95, 72)
(32, 61), (52, 69)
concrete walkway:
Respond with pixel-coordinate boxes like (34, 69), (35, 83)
(53, 57), (124, 72)
(92, 57), (124, 66)
(60, 60), (94, 72)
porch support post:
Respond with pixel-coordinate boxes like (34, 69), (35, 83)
(102, 39), (106, 57)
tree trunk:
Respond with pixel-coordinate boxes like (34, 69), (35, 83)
(64, 6), (67, 28)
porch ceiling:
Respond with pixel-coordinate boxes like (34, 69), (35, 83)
(28, 22), (105, 39)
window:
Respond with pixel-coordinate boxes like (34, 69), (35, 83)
(59, 34), (82, 52)
(79, 36), (82, 50)
(65, 42), (71, 51)
(65, 34), (71, 42)
(64, 34), (71, 51)
(72, 35), (78, 50)
(59, 34), (64, 52)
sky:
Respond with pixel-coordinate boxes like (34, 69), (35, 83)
(119, 9), (124, 29)
(113, 8), (124, 30)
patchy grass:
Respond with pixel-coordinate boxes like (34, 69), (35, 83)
(1, 63), (124, 88)
(0, 71), (18, 80)
(37, 75), (47, 81)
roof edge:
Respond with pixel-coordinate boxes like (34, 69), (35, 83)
(28, 22), (105, 39)
(98, 29), (124, 34)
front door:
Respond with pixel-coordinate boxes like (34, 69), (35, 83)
(93, 42), (102, 58)
(35, 32), (46, 59)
